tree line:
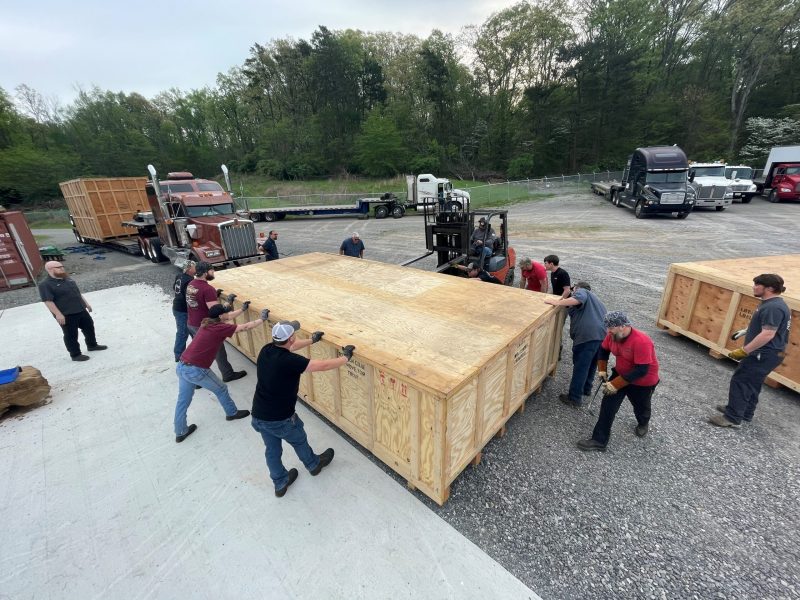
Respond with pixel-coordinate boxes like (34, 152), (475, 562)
(1, 0), (799, 204)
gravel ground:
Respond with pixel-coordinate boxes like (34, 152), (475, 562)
(4, 190), (800, 600)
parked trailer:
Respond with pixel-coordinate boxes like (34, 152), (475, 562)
(245, 195), (407, 222)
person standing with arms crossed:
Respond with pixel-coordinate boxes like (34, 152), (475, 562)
(174, 303), (268, 443)
(251, 320), (356, 497)
(709, 273), (791, 428)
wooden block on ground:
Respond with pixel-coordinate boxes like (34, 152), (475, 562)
(0, 366), (51, 416)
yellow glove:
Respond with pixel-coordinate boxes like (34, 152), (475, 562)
(728, 347), (748, 360)
(602, 381), (619, 395)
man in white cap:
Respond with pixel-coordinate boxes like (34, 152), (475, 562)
(39, 260), (107, 361)
(577, 311), (659, 451)
(339, 232), (365, 258)
(251, 320), (356, 497)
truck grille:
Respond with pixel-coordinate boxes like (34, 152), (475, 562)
(220, 220), (257, 259)
(660, 192), (685, 204)
(696, 185), (727, 199)
(730, 184), (750, 192)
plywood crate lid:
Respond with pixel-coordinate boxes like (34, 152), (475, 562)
(212, 253), (560, 396)
(670, 254), (800, 307)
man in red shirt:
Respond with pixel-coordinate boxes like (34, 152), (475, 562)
(518, 257), (548, 292)
(185, 261), (246, 382)
(577, 311), (660, 451)
(174, 303), (269, 443)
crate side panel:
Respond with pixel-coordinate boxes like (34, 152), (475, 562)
(310, 342), (338, 416)
(664, 274), (694, 324)
(446, 379), (478, 479)
(723, 296), (762, 351)
(418, 392), (439, 490)
(481, 353), (508, 439)
(688, 283), (733, 342)
(775, 308), (800, 383)
(373, 369), (412, 472)
(340, 356), (370, 438)
(510, 334), (531, 409)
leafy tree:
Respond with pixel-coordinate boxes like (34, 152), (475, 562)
(354, 109), (408, 176)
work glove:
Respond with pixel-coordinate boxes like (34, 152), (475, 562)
(241, 300), (251, 311)
(226, 293), (237, 304)
(602, 381), (619, 395)
(731, 329), (747, 341)
(342, 345), (356, 361)
(260, 308), (270, 321)
(216, 288), (224, 298)
(597, 370), (609, 383)
(728, 348), (748, 360)
(311, 331), (324, 343)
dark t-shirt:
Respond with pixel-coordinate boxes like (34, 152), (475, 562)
(186, 279), (218, 327)
(550, 267), (571, 296)
(252, 343), (311, 421)
(477, 270), (503, 284)
(172, 273), (194, 312)
(745, 296), (791, 352)
(38, 276), (85, 315)
(180, 322), (237, 369)
(262, 237), (279, 260)
(340, 238), (365, 257)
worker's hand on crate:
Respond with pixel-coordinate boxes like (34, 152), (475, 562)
(259, 308), (270, 321)
(731, 329), (747, 341)
(216, 288), (224, 298)
(241, 300), (251, 311)
(311, 331), (324, 343)
(342, 345), (356, 361)
(728, 347), (748, 360)
(226, 293), (237, 304)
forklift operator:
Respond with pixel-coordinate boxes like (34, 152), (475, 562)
(471, 218), (495, 259)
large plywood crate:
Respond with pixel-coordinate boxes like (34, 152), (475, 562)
(213, 253), (566, 504)
(59, 177), (149, 242)
(657, 255), (800, 393)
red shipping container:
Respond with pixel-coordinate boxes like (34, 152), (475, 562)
(0, 211), (45, 291)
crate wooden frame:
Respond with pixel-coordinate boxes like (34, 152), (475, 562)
(657, 255), (800, 394)
(59, 177), (149, 242)
(214, 253), (566, 504)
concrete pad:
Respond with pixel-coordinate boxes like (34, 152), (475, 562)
(0, 285), (539, 600)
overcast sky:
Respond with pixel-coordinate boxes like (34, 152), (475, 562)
(1, 0), (512, 107)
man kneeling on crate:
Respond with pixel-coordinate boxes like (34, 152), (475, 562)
(251, 320), (356, 497)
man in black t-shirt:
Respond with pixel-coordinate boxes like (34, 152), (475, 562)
(251, 320), (356, 497)
(172, 261), (196, 362)
(544, 254), (571, 298)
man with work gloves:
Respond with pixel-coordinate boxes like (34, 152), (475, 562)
(577, 311), (660, 452)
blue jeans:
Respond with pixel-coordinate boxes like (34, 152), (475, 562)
(568, 340), (601, 405)
(472, 244), (492, 258)
(251, 414), (321, 490)
(174, 363), (238, 435)
(173, 310), (190, 361)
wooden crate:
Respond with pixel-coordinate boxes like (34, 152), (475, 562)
(213, 253), (566, 505)
(657, 255), (800, 393)
(59, 177), (149, 242)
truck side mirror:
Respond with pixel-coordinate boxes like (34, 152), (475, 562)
(689, 173), (695, 183)
(186, 224), (198, 239)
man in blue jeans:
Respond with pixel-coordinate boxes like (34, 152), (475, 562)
(172, 260), (196, 362)
(544, 281), (607, 407)
(174, 303), (268, 443)
(251, 320), (356, 497)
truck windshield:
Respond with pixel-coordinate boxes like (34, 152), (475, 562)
(786, 166), (800, 175)
(725, 167), (753, 179)
(185, 204), (235, 217)
(164, 183), (194, 193)
(197, 182), (224, 192)
(646, 172), (687, 183)
(691, 166), (725, 177)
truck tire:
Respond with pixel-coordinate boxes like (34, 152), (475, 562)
(768, 189), (779, 203)
(634, 200), (646, 218)
(375, 205), (389, 219)
(741, 195), (752, 204)
(391, 205), (405, 218)
(137, 237), (148, 257)
(504, 267), (515, 286)
(676, 212), (689, 219)
(263, 212), (276, 222)
(611, 191), (619, 206)
(445, 200), (462, 212)
(149, 238), (167, 263)
(715, 206), (726, 212)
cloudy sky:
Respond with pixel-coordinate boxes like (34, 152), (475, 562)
(1, 0), (511, 106)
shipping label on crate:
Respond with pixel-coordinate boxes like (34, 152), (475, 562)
(343, 357), (367, 383)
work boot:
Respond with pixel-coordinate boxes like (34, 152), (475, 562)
(576, 438), (606, 452)
(87, 344), (108, 351)
(71, 354), (90, 362)
(635, 423), (649, 437)
(222, 370), (247, 383)
(559, 394), (579, 408)
(176, 424), (197, 443)
(310, 448), (335, 475)
(226, 409), (250, 421)
(715, 405), (751, 422)
(708, 413), (740, 428)
(275, 468), (299, 498)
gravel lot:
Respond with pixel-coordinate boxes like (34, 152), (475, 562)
(4, 189), (800, 600)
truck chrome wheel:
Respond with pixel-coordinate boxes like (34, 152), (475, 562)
(768, 189), (779, 203)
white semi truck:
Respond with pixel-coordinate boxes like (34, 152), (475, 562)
(405, 174), (471, 212)
(687, 162), (733, 211)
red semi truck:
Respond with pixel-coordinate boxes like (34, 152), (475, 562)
(755, 146), (800, 203)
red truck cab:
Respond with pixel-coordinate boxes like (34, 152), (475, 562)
(766, 163), (800, 202)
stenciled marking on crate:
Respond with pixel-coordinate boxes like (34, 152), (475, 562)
(513, 339), (529, 366)
(344, 357), (368, 383)
(738, 306), (754, 320)
(377, 369), (409, 398)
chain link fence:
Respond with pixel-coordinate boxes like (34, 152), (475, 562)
(17, 209), (71, 226)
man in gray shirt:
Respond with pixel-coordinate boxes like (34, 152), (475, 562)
(544, 281), (607, 406)
(710, 273), (791, 427)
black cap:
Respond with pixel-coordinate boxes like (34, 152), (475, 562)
(208, 304), (227, 319)
(196, 261), (213, 276)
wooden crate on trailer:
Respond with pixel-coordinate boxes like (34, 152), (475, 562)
(59, 177), (149, 242)
(213, 253), (566, 505)
(657, 254), (800, 393)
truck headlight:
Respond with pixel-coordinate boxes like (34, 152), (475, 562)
(724, 192), (733, 199)
(779, 187), (791, 193)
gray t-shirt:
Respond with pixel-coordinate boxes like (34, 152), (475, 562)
(567, 288), (607, 345)
(39, 276), (85, 315)
(745, 296), (791, 352)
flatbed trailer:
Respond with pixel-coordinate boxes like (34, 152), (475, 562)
(590, 181), (621, 197)
(244, 196), (407, 222)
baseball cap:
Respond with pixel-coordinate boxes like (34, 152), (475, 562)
(478, 217), (486, 224)
(183, 260), (196, 273)
(208, 304), (227, 319)
(604, 311), (631, 328)
(195, 261), (213, 276)
(272, 320), (301, 342)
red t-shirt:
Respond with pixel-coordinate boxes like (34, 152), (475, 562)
(180, 322), (237, 368)
(601, 328), (659, 386)
(186, 279), (218, 327)
(521, 262), (547, 291)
